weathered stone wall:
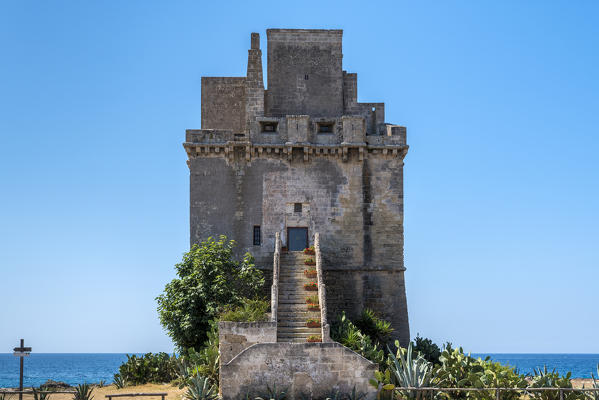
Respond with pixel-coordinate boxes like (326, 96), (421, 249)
(189, 152), (404, 268)
(220, 342), (377, 400)
(266, 29), (344, 118)
(218, 321), (277, 365)
(189, 151), (409, 345)
(201, 77), (246, 132)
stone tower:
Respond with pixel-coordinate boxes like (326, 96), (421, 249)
(184, 29), (409, 345)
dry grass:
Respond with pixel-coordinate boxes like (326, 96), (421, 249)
(3, 384), (185, 400)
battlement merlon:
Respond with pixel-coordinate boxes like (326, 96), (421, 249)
(191, 29), (407, 156)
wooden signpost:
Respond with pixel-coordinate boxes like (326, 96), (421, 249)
(13, 339), (32, 400)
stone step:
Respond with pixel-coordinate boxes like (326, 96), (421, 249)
(277, 326), (320, 335)
(277, 331), (320, 339)
(278, 307), (321, 313)
(277, 321), (320, 328)
(278, 316), (321, 323)
(277, 310), (321, 316)
(277, 334), (321, 342)
(279, 297), (315, 303)
(277, 282), (311, 288)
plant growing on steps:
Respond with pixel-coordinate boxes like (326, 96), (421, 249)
(304, 269), (317, 278)
(73, 383), (94, 400)
(307, 335), (322, 342)
(305, 294), (319, 304)
(307, 304), (320, 311)
(303, 246), (315, 255)
(183, 375), (218, 400)
(304, 258), (316, 266)
(304, 282), (318, 291)
(306, 318), (321, 328)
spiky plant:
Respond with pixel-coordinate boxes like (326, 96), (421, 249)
(585, 364), (599, 400)
(183, 375), (218, 400)
(73, 383), (94, 400)
(387, 342), (435, 400)
(32, 388), (52, 400)
(256, 383), (287, 400)
(346, 386), (367, 400)
(113, 374), (126, 389)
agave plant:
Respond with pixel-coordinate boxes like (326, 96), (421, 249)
(346, 386), (367, 400)
(183, 375), (218, 400)
(387, 342), (435, 400)
(73, 383), (94, 400)
(32, 388), (52, 400)
(113, 373), (126, 389)
(585, 364), (599, 400)
(255, 383), (287, 400)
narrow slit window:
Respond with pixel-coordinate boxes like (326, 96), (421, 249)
(253, 226), (261, 246)
(294, 203), (302, 213)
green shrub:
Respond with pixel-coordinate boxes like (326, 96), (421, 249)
(433, 346), (527, 400)
(116, 352), (177, 385)
(176, 321), (220, 387)
(354, 308), (393, 348)
(331, 311), (385, 364)
(529, 367), (584, 400)
(219, 299), (269, 322)
(157, 235), (265, 350)
(412, 335), (442, 365)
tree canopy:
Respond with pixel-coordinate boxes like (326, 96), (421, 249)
(156, 235), (264, 351)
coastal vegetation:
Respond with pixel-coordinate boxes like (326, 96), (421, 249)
(156, 235), (265, 351)
(107, 236), (599, 399)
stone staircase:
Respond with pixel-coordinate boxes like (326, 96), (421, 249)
(277, 251), (321, 342)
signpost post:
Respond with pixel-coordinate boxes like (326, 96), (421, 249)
(13, 339), (32, 400)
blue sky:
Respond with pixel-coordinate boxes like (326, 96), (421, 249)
(1, 0), (597, 353)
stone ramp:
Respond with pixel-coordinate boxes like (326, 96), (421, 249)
(277, 251), (321, 342)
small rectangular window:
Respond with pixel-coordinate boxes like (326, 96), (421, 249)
(253, 226), (261, 246)
(294, 203), (302, 213)
(318, 122), (334, 134)
(260, 122), (278, 133)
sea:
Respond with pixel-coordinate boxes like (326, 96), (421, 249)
(0, 353), (598, 388)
